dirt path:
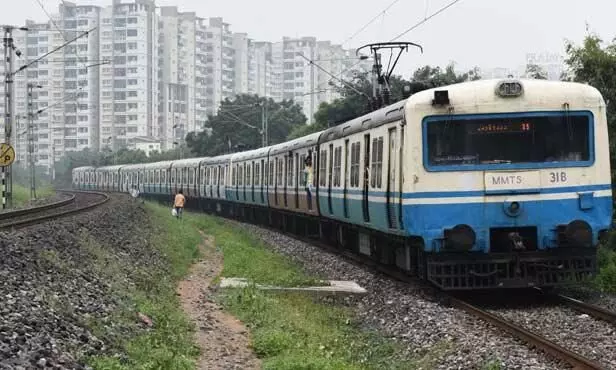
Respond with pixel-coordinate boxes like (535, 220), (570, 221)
(177, 231), (261, 370)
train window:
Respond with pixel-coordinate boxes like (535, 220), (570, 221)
(162, 170), (167, 184)
(286, 156), (293, 186)
(350, 142), (361, 187)
(155, 170), (160, 183)
(238, 165), (243, 186)
(183, 168), (188, 184)
(333, 147), (342, 187)
(255, 163), (260, 186)
(232, 165), (236, 186)
(222, 166), (226, 186)
(319, 150), (327, 186)
(268, 161), (274, 186)
(188, 168), (194, 185)
(426, 113), (591, 167)
(246, 163), (251, 186)
(371, 137), (384, 188)
(276, 158), (282, 186)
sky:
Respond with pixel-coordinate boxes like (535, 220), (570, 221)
(1, 0), (614, 78)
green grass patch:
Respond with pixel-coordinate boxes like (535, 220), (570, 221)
(179, 208), (434, 369)
(595, 242), (616, 293)
(187, 213), (324, 287)
(12, 183), (54, 207)
(85, 202), (202, 370)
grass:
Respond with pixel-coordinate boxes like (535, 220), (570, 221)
(180, 208), (443, 370)
(595, 232), (616, 293)
(84, 202), (202, 370)
(12, 183), (54, 207)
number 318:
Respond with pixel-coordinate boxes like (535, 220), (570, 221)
(549, 171), (567, 183)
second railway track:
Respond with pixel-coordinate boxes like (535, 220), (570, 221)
(0, 190), (109, 229)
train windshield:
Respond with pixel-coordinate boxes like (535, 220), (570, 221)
(426, 113), (591, 168)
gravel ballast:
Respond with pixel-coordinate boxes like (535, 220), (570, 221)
(234, 222), (579, 369)
(486, 304), (616, 369)
(0, 195), (155, 369)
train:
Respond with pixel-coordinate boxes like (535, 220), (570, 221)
(73, 78), (613, 290)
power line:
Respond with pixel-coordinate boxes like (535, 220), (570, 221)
(342, 0), (401, 46)
(389, 0), (464, 41)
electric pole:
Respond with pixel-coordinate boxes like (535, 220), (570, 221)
(2, 25), (26, 209)
(27, 82), (41, 201)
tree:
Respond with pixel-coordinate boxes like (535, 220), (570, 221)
(187, 94), (307, 156)
(525, 63), (548, 79)
(301, 62), (481, 136)
(563, 33), (616, 162)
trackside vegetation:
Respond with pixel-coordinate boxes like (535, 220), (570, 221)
(180, 207), (446, 370)
(86, 202), (201, 369)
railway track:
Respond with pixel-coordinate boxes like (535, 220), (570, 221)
(0, 190), (109, 229)
(245, 222), (613, 370)
(551, 293), (616, 326)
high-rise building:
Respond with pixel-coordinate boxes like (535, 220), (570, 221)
(158, 6), (206, 150)
(98, 0), (158, 152)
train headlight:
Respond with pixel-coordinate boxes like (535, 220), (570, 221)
(445, 224), (476, 251)
(495, 80), (523, 97)
(565, 220), (593, 247)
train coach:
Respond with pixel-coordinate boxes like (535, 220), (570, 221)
(74, 78), (613, 291)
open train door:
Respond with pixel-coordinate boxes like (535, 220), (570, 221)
(386, 127), (399, 229)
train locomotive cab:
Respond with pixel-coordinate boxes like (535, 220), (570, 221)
(403, 78), (613, 290)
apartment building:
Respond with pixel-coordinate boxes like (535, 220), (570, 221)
(158, 6), (204, 150)
(98, 0), (158, 152)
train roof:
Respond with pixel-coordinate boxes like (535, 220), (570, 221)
(73, 166), (96, 172)
(201, 153), (233, 165)
(404, 78), (605, 112)
(142, 160), (174, 170)
(231, 146), (270, 162)
(269, 130), (323, 156)
(318, 100), (405, 143)
(119, 163), (145, 171)
(170, 157), (206, 168)
(95, 164), (125, 172)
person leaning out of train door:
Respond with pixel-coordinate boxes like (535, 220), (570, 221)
(303, 155), (314, 207)
(173, 189), (186, 219)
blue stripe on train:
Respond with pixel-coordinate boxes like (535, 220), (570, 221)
(324, 184), (612, 198)
(402, 195), (613, 253)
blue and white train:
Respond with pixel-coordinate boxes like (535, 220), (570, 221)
(74, 78), (613, 290)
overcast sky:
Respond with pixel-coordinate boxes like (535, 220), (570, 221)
(2, 0), (614, 77)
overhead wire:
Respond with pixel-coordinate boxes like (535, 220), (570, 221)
(389, 0), (464, 41)
(341, 0), (400, 46)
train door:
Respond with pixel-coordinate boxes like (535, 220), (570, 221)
(260, 159), (265, 203)
(328, 145), (333, 214)
(294, 153), (300, 209)
(363, 134), (371, 223)
(250, 161), (255, 203)
(386, 128), (399, 229)
(274, 158), (278, 206)
(343, 140), (350, 218)
(284, 155), (289, 208)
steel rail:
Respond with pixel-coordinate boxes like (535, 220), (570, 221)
(554, 294), (616, 325)
(446, 296), (605, 370)
(0, 190), (109, 229)
(0, 191), (75, 220)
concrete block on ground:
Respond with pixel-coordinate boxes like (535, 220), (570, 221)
(219, 277), (367, 296)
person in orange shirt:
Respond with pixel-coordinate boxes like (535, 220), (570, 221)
(174, 189), (186, 219)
